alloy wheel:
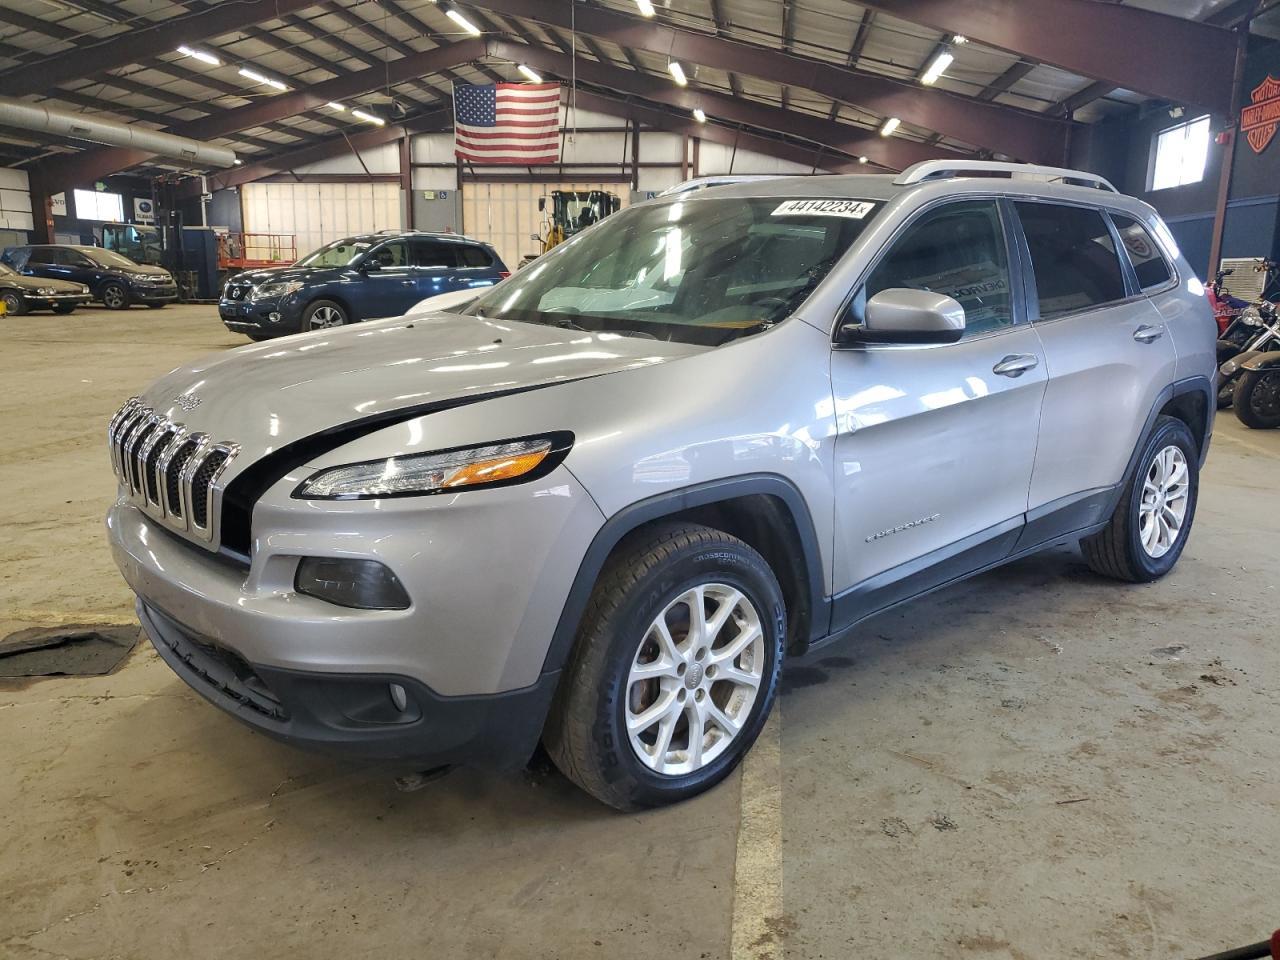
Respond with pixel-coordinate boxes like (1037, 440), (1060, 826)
(308, 306), (345, 329)
(1, 292), (19, 314)
(1138, 444), (1189, 558)
(625, 583), (765, 776)
(103, 286), (125, 308)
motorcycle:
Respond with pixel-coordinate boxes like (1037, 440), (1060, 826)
(1231, 348), (1280, 429)
(1209, 267), (1250, 339)
(1218, 298), (1280, 408)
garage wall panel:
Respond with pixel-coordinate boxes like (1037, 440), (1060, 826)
(242, 181), (402, 256)
(462, 181), (631, 270)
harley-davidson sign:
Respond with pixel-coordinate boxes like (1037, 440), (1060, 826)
(1242, 74), (1280, 154)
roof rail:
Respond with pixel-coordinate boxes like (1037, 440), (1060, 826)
(894, 160), (1118, 193)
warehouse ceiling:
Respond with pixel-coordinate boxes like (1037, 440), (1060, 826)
(0, 0), (1275, 187)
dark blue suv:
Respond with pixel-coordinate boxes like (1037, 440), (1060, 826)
(219, 231), (509, 340)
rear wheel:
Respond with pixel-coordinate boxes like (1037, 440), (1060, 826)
(101, 282), (129, 310)
(544, 523), (785, 810)
(1081, 416), (1198, 583)
(1, 289), (27, 316)
(302, 299), (347, 331)
(1233, 368), (1280, 429)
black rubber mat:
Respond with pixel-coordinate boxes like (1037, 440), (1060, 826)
(0, 625), (139, 678)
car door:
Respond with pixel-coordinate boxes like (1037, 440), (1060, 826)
(64, 250), (99, 288)
(410, 239), (461, 300)
(21, 248), (58, 282)
(829, 198), (1048, 627)
(357, 239), (415, 319)
(1010, 201), (1178, 537)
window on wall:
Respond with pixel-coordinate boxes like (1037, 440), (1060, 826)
(72, 188), (124, 221)
(1150, 115), (1211, 191)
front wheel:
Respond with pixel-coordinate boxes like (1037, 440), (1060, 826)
(1, 290), (27, 316)
(301, 299), (348, 331)
(1081, 415), (1199, 583)
(544, 523), (785, 810)
(52, 304), (76, 315)
(147, 302), (166, 310)
(101, 282), (128, 310)
(1233, 368), (1280, 429)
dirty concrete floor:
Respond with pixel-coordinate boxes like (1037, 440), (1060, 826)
(1, 305), (1277, 960)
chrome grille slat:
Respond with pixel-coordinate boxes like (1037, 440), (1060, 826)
(106, 398), (239, 548)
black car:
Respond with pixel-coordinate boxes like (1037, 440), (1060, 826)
(0, 261), (90, 315)
(219, 231), (509, 340)
(1, 244), (177, 309)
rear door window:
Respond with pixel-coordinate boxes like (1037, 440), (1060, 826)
(1014, 202), (1126, 319)
(1110, 213), (1174, 292)
(27, 248), (56, 265)
(863, 199), (1014, 337)
(456, 244), (493, 268)
(412, 240), (459, 268)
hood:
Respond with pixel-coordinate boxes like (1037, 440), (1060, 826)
(139, 312), (705, 457)
(9, 273), (84, 293)
(230, 264), (345, 285)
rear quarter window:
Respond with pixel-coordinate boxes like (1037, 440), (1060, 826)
(457, 245), (493, 268)
(1111, 213), (1174, 292)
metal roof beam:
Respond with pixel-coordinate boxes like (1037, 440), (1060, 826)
(852, 0), (1236, 115)
(0, 0), (321, 98)
(490, 39), (972, 171)
(37, 38), (485, 193)
(460, 0), (1066, 162)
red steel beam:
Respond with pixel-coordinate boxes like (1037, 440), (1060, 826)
(854, 0), (1236, 116)
(463, 0), (1066, 162)
(0, 0), (322, 98)
(570, 89), (869, 175)
(38, 39), (485, 194)
(181, 112), (453, 195)
(490, 39), (971, 171)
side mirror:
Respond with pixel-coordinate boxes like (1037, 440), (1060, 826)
(537, 197), (546, 212)
(530, 233), (541, 241)
(839, 288), (965, 345)
(361, 257), (382, 272)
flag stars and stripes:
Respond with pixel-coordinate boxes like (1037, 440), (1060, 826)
(454, 81), (561, 165)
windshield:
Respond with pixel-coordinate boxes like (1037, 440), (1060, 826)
(84, 247), (141, 269)
(466, 196), (880, 345)
(296, 238), (372, 267)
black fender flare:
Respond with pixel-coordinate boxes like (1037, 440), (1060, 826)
(1238, 351), (1280, 373)
(538, 473), (829, 678)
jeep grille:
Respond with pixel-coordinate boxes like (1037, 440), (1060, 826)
(108, 397), (238, 548)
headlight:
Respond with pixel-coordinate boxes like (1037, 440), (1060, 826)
(36, 287), (54, 295)
(1222, 359), (1239, 376)
(295, 434), (571, 499)
(1241, 307), (1262, 327)
(80, 285), (90, 295)
(250, 280), (304, 300)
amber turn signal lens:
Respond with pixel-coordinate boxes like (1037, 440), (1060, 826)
(442, 448), (549, 488)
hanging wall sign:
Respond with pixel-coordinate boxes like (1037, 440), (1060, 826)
(1241, 74), (1280, 154)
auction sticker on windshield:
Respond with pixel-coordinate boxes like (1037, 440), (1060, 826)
(772, 199), (876, 219)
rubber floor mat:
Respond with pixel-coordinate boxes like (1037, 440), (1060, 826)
(0, 625), (139, 678)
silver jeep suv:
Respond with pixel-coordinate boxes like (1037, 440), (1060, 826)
(107, 162), (1214, 810)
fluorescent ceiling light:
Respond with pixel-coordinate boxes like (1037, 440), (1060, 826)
(351, 109), (386, 126)
(177, 46), (221, 66)
(858, 155), (868, 164)
(953, 35), (968, 44)
(668, 61), (688, 86)
(238, 67), (287, 91)
(880, 116), (900, 137)
(326, 101), (346, 111)
(233, 158), (243, 165)
(920, 49), (954, 86)
(692, 108), (706, 123)
(517, 64), (543, 83)
(446, 8), (482, 36)
(635, 0), (656, 14)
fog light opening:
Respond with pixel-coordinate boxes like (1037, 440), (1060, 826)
(389, 682), (408, 713)
(268, 311), (281, 323)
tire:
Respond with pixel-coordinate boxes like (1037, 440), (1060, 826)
(52, 304), (76, 315)
(101, 282), (129, 310)
(1216, 378), (1236, 409)
(301, 299), (348, 331)
(1081, 415), (1199, 583)
(1, 289), (27, 316)
(544, 522), (785, 811)
(147, 302), (166, 309)
(1232, 368), (1280, 429)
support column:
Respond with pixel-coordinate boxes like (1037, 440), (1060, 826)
(1208, 26), (1251, 278)
(399, 134), (415, 230)
(28, 175), (54, 244)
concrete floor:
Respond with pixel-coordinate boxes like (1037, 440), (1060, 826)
(2, 303), (1277, 960)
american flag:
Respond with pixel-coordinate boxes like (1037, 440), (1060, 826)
(453, 81), (562, 164)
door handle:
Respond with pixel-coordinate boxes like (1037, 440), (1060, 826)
(1133, 323), (1165, 343)
(992, 354), (1039, 377)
